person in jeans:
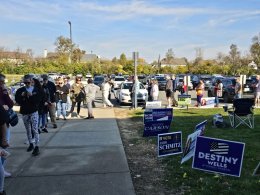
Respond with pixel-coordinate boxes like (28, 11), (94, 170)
(15, 75), (41, 156)
(84, 78), (100, 119)
(34, 78), (49, 133)
(55, 78), (69, 120)
(42, 74), (57, 128)
(67, 77), (85, 118)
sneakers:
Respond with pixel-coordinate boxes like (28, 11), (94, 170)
(53, 124), (57, 128)
(32, 146), (40, 156)
(42, 128), (48, 133)
(4, 170), (11, 178)
(27, 143), (34, 152)
(63, 117), (67, 120)
(0, 190), (6, 195)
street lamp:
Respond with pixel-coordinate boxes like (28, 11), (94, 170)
(68, 21), (72, 63)
(68, 21), (72, 43)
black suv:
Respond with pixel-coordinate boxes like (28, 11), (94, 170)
(208, 77), (236, 103)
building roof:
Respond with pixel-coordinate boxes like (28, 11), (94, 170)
(160, 57), (187, 66)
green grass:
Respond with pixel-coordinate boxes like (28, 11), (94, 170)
(132, 108), (260, 195)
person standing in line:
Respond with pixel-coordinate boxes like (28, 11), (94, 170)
(195, 80), (204, 107)
(0, 105), (9, 195)
(165, 75), (173, 108)
(15, 75), (41, 156)
(42, 74), (57, 128)
(130, 77), (140, 109)
(214, 79), (223, 107)
(64, 76), (71, 112)
(101, 79), (113, 108)
(84, 79), (100, 119)
(151, 79), (159, 101)
(36, 77), (49, 133)
(55, 78), (69, 120)
(234, 77), (242, 99)
(0, 74), (14, 178)
(254, 75), (260, 107)
(171, 75), (178, 106)
(67, 77), (85, 118)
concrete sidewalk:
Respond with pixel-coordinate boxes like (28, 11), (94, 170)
(5, 107), (135, 195)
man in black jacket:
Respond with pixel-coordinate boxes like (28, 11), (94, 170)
(15, 75), (41, 156)
(42, 75), (57, 128)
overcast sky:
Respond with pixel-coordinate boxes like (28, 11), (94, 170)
(1, 0), (260, 62)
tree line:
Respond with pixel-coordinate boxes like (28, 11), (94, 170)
(0, 34), (260, 76)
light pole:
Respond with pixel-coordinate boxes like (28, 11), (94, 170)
(68, 21), (72, 64)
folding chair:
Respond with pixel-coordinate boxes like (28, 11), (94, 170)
(228, 98), (254, 129)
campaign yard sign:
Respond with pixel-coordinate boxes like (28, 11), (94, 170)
(145, 101), (162, 109)
(177, 95), (191, 106)
(194, 120), (207, 135)
(181, 120), (207, 164)
(201, 97), (215, 108)
(158, 132), (182, 157)
(143, 108), (173, 137)
(192, 136), (245, 177)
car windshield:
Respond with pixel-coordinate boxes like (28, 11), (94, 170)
(94, 77), (104, 81)
(155, 77), (165, 81)
(122, 82), (145, 89)
(122, 83), (133, 89)
(115, 77), (125, 81)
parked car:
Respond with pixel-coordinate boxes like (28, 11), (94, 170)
(208, 77), (236, 103)
(155, 76), (167, 90)
(116, 81), (148, 105)
(113, 76), (126, 89)
(93, 76), (105, 87)
(244, 76), (257, 94)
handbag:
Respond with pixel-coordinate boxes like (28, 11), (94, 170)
(7, 108), (19, 127)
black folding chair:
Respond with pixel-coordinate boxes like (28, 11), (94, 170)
(228, 98), (254, 129)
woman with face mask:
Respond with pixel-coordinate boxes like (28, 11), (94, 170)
(55, 78), (69, 120)
(15, 75), (41, 156)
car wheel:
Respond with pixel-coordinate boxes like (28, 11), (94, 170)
(223, 93), (229, 103)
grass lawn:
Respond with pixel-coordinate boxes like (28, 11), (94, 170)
(133, 108), (260, 194)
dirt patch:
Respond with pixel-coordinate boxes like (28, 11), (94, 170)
(114, 108), (180, 195)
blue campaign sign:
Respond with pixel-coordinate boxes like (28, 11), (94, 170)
(143, 108), (173, 137)
(192, 136), (245, 177)
(143, 121), (171, 137)
(144, 108), (173, 123)
(194, 120), (207, 135)
(158, 132), (182, 157)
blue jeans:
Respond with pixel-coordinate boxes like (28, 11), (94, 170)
(56, 100), (66, 117)
(215, 96), (219, 106)
(235, 93), (241, 99)
(38, 113), (47, 128)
